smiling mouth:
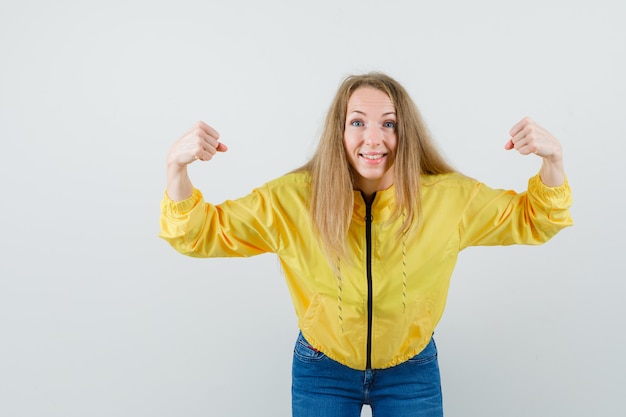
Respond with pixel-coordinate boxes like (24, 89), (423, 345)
(360, 153), (386, 160)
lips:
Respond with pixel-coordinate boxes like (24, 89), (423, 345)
(359, 152), (387, 164)
(361, 153), (385, 160)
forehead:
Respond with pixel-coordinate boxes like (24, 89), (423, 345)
(347, 87), (395, 112)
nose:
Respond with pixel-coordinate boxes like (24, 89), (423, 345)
(364, 124), (383, 146)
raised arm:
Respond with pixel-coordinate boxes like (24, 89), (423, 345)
(166, 121), (228, 201)
(504, 117), (565, 187)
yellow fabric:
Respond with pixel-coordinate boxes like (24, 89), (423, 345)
(159, 171), (573, 370)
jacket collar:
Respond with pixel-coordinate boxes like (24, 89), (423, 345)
(352, 185), (396, 224)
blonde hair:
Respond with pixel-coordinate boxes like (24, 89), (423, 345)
(296, 72), (455, 259)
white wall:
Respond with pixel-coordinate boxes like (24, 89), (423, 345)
(1, 0), (624, 416)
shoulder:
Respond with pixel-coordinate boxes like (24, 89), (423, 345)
(254, 171), (312, 203)
(261, 171), (311, 190)
(421, 172), (479, 189)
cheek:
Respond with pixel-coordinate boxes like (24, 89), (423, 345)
(386, 136), (398, 165)
(341, 137), (355, 166)
(343, 134), (357, 154)
(388, 135), (398, 153)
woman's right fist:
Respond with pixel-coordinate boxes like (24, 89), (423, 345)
(167, 121), (228, 167)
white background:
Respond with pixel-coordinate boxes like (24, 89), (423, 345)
(1, 0), (624, 416)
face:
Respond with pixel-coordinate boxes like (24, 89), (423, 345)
(343, 87), (397, 196)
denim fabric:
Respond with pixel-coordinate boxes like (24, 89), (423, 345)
(292, 332), (443, 417)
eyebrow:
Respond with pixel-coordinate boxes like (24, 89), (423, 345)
(348, 110), (397, 117)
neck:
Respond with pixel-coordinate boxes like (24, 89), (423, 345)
(360, 190), (376, 204)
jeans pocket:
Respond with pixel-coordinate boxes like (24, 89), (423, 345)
(293, 332), (326, 362)
(407, 337), (438, 365)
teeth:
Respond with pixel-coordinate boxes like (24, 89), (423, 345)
(362, 154), (383, 160)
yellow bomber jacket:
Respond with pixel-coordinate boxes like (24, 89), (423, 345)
(159, 171), (573, 370)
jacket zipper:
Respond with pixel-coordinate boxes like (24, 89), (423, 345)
(364, 193), (375, 370)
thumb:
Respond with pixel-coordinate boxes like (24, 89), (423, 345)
(504, 138), (514, 150)
(216, 141), (228, 152)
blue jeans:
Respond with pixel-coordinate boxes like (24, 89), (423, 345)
(292, 332), (443, 417)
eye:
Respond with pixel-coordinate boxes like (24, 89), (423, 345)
(350, 120), (364, 127)
(383, 121), (396, 129)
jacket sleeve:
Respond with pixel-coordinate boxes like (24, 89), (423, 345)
(458, 174), (573, 250)
(159, 185), (280, 258)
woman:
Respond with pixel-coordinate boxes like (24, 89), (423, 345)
(160, 72), (572, 416)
